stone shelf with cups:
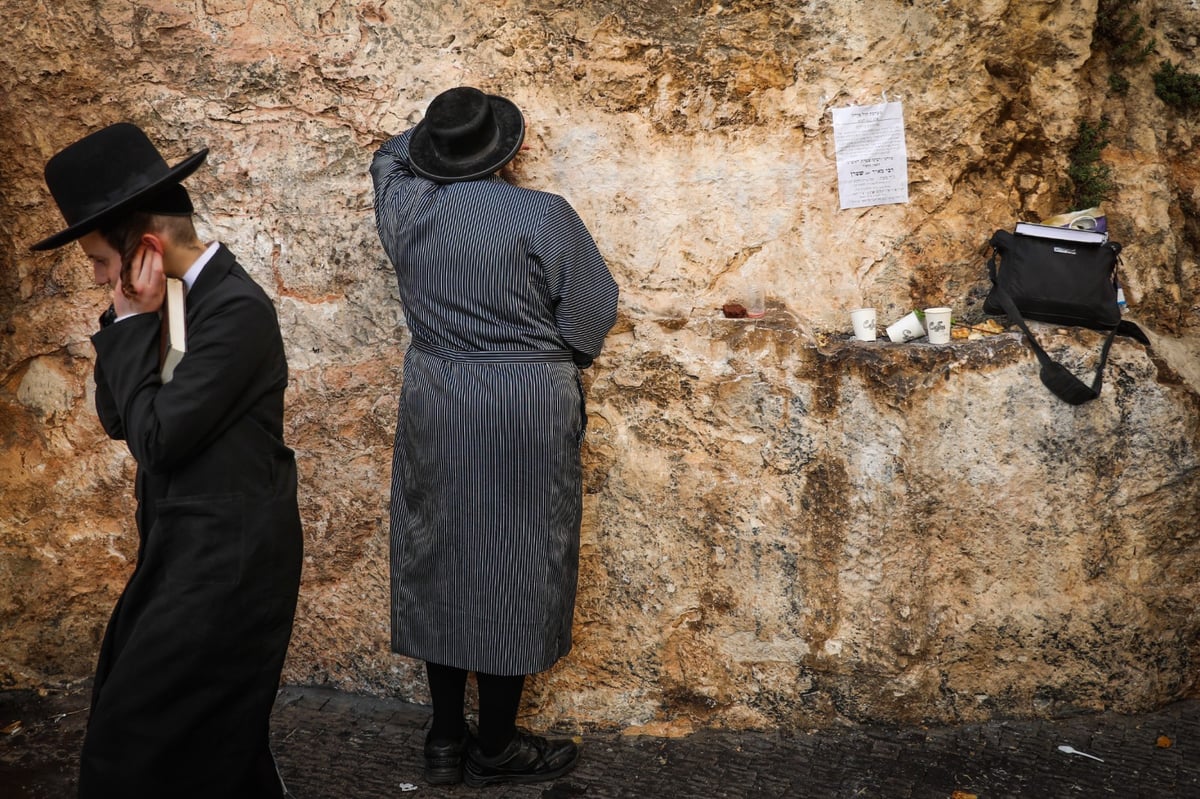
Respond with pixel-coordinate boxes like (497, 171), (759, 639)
(712, 297), (1015, 352)
(849, 307), (1007, 345)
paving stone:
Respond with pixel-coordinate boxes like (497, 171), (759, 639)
(2, 684), (1199, 798)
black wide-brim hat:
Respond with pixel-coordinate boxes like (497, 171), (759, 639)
(408, 87), (525, 184)
(31, 122), (208, 251)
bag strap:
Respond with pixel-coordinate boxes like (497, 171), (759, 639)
(986, 251), (1120, 405)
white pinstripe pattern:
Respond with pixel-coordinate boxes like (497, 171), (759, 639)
(371, 129), (618, 675)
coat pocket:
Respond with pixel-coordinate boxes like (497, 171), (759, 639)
(154, 493), (245, 586)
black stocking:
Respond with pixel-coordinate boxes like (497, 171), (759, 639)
(424, 661), (468, 742)
(475, 671), (526, 757)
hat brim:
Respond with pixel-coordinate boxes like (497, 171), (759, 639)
(408, 95), (525, 184)
(31, 147), (209, 251)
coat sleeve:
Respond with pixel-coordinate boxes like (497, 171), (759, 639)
(532, 194), (619, 361)
(370, 128), (416, 190)
(92, 305), (127, 439)
(94, 359), (126, 440)
(371, 128), (423, 235)
(91, 289), (282, 475)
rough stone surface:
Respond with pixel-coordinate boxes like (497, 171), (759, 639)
(1, 1), (1198, 731)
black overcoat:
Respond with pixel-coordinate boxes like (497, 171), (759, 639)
(79, 244), (302, 799)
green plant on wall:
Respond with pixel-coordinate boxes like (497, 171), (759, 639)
(1094, 0), (1156, 97)
(1153, 61), (1200, 112)
(1066, 118), (1115, 212)
(1108, 74), (1131, 96)
(1095, 0), (1157, 66)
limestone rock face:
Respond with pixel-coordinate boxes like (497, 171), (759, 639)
(1, 0), (1198, 730)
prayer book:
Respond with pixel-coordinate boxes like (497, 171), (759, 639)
(160, 278), (186, 383)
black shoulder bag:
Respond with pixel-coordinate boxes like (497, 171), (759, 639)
(984, 228), (1149, 405)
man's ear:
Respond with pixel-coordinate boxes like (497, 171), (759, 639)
(140, 233), (164, 255)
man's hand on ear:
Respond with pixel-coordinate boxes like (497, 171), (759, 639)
(114, 236), (166, 317)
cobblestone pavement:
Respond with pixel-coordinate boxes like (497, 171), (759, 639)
(3, 683), (1198, 798)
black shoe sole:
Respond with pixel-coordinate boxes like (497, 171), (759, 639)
(462, 749), (579, 788)
(424, 767), (463, 785)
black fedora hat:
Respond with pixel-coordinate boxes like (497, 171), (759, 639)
(31, 122), (208, 251)
(408, 87), (525, 184)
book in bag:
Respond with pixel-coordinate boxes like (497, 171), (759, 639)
(1014, 221), (1108, 245)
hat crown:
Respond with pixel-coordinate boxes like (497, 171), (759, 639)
(407, 87), (524, 184)
(45, 123), (173, 227)
(31, 122), (207, 251)
(423, 87), (500, 165)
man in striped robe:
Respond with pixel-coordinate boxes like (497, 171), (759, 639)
(370, 86), (619, 788)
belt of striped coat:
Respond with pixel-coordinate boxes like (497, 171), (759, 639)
(411, 339), (575, 363)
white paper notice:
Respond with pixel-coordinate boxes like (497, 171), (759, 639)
(832, 102), (909, 209)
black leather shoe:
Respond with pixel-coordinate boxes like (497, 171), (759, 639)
(424, 728), (468, 785)
(463, 731), (579, 787)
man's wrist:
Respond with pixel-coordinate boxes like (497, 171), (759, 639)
(100, 305), (155, 328)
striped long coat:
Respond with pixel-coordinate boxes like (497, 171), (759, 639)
(370, 129), (619, 675)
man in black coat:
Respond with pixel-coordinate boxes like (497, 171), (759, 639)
(31, 123), (303, 799)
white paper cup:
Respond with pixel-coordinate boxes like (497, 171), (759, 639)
(850, 308), (877, 341)
(886, 311), (925, 343)
(924, 307), (952, 344)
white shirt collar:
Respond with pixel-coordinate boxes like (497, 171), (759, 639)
(181, 241), (221, 292)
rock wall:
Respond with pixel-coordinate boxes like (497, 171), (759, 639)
(1, 0), (1198, 730)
